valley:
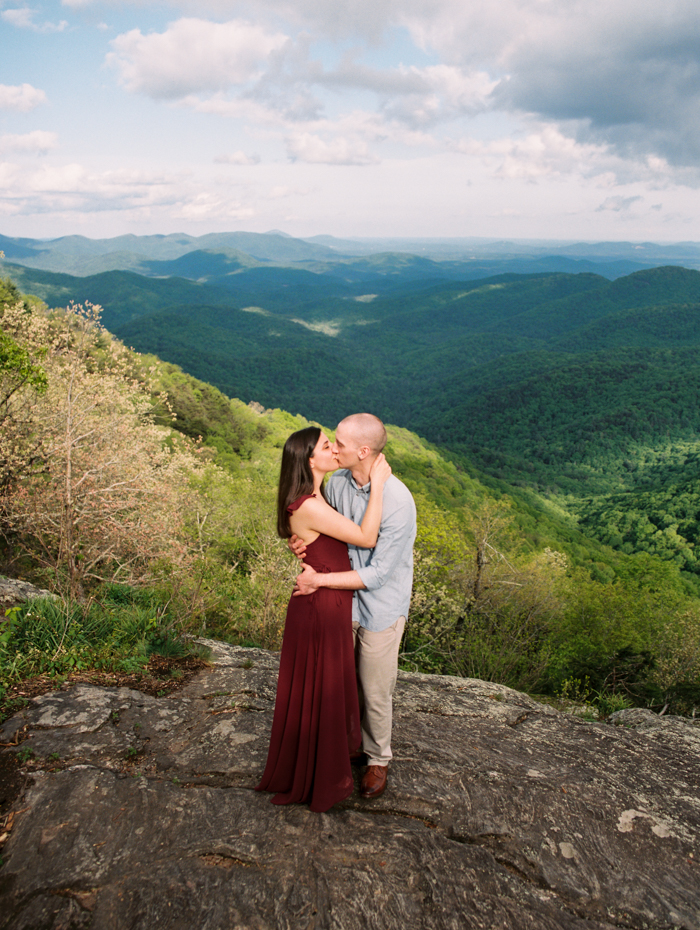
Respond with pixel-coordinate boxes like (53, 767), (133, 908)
(3, 231), (700, 582)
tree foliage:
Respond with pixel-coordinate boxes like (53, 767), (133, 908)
(0, 300), (202, 597)
(1, 275), (699, 715)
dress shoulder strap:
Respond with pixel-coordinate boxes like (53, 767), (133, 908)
(287, 494), (316, 513)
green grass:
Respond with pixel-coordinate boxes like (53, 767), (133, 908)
(0, 583), (201, 722)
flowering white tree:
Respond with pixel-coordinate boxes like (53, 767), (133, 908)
(1, 300), (201, 598)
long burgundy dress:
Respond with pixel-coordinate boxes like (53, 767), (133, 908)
(256, 495), (362, 812)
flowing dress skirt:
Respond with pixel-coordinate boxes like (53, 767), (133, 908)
(256, 525), (361, 812)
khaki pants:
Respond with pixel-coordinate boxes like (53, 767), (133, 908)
(352, 616), (406, 767)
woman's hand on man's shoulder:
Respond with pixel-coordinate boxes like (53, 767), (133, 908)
(370, 453), (392, 486)
(288, 534), (307, 559)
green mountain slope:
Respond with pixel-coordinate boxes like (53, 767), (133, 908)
(0, 231), (340, 271)
(574, 455), (700, 573)
(417, 346), (700, 480)
(0, 264), (232, 329)
(5, 256), (700, 580)
(553, 302), (700, 351)
(4, 278), (700, 710)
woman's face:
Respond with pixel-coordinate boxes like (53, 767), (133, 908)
(310, 431), (339, 474)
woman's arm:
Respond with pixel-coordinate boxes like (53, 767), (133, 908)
(292, 454), (391, 548)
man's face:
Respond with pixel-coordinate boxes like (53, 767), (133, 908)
(331, 424), (360, 469)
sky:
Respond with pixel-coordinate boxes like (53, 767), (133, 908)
(2, 0), (700, 242)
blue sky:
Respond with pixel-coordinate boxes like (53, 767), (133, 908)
(2, 0), (700, 241)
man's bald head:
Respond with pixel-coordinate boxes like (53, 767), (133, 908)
(336, 413), (387, 455)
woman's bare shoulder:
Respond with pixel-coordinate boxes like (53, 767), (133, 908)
(294, 494), (332, 515)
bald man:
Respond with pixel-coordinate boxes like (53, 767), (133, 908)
(292, 413), (417, 799)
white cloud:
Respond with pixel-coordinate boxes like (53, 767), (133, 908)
(100, 0), (413, 39)
(181, 93), (274, 122)
(1, 7), (35, 27)
(456, 126), (612, 181)
(314, 58), (492, 101)
(5, 0), (700, 238)
(0, 131), (58, 155)
(221, 0), (699, 173)
(307, 60), (496, 127)
(296, 109), (439, 153)
(269, 185), (292, 198)
(286, 131), (378, 164)
(451, 122), (700, 190)
(407, 0), (700, 169)
(105, 17), (495, 137)
(214, 151), (261, 165)
(0, 159), (262, 225)
(596, 195), (643, 214)
(107, 18), (288, 98)
(0, 83), (47, 111)
(377, 65), (495, 128)
(174, 190), (253, 220)
(1, 7), (68, 31)
(267, 184), (310, 199)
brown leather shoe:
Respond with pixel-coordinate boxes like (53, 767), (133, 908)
(360, 764), (387, 799)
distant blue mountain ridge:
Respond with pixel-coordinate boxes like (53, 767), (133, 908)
(2, 230), (700, 279)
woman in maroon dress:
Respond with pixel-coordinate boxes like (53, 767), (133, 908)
(256, 426), (390, 812)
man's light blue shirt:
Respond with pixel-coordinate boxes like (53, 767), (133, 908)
(326, 469), (417, 632)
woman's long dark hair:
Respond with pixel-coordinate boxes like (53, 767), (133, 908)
(277, 426), (326, 538)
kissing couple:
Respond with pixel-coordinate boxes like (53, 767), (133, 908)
(256, 413), (417, 811)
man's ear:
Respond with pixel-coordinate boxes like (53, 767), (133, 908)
(357, 445), (371, 460)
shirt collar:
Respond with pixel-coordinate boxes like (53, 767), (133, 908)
(349, 474), (371, 493)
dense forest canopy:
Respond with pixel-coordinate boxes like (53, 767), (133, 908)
(2, 242), (700, 717)
(4, 250), (700, 576)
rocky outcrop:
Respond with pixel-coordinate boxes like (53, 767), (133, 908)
(0, 575), (57, 611)
(1, 639), (699, 929)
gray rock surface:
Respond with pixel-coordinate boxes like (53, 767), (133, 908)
(0, 574), (57, 610)
(1, 638), (699, 929)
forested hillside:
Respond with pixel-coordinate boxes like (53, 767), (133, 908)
(2, 279), (700, 717)
(4, 249), (700, 580)
(4, 237), (700, 688)
(7, 260), (699, 476)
